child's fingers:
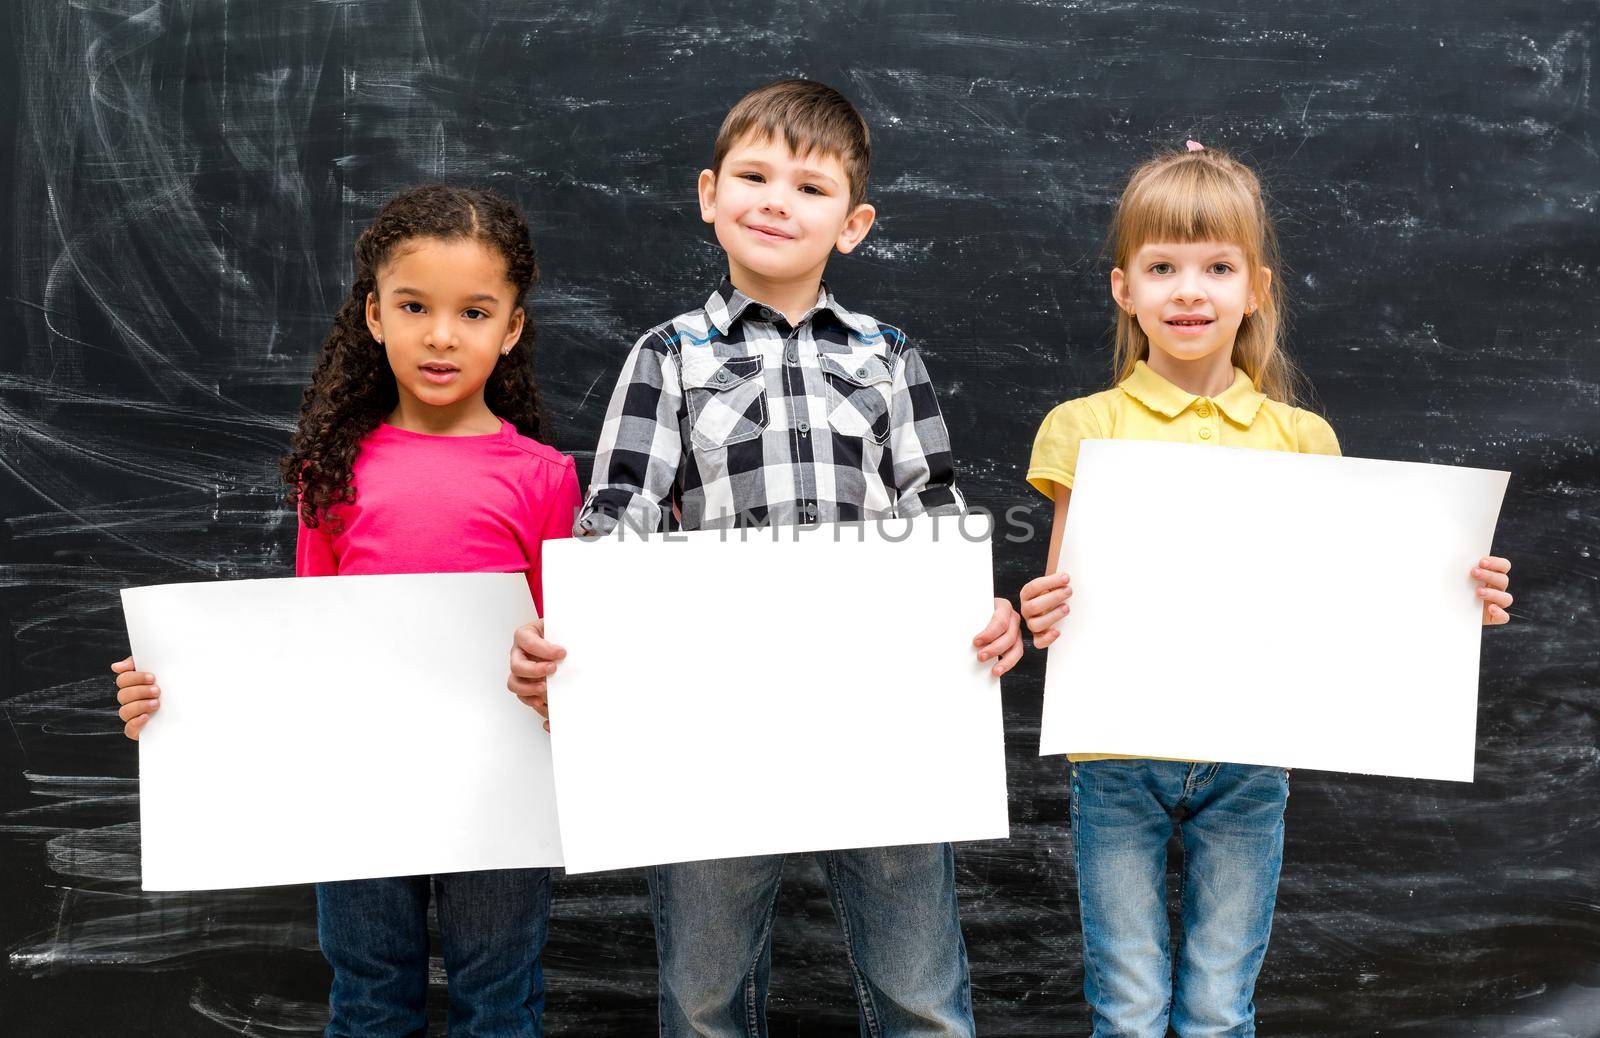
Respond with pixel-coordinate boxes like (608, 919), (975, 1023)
(124, 714), (150, 741)
(1479, 589), (1513, 609)
(509, 654), (558, 680)
(1025, 605), (1069, 635)
(1480, 556), (1511, 574)
(1019, 573), (1070, 604)
(1020, 588), (1062, 617)
(1486, 604), (1510, 625)
(512, 621), (566, 662)
(111, 656), (136, 673)
(118, 698), (159, 723)
(1022, 586), (1072, 619)
(1472, 567), (1510, 591)
(992, 634), (1024, 677)
(508, 673), (546, 698)
(514, 638), (565, 664)
(115, 670), (155, 690)
(980, 607), (1022, 665)
(1018, 575), (1052, 601)
(515, 692), (549, 718)
(1032, 627), (1062, 650)
(116, 684), (160, 706)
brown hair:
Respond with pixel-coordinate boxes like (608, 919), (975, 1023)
(1108, 145), (1304, 404)
(280, 185), (543, 528)
(711, 79), (872, 208)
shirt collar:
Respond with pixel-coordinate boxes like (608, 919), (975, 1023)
(704, 276), (873, 337)
(1213, 367), (1267, 425)
(818, 286), (876, 338)
(1119, 360), (1266, 426)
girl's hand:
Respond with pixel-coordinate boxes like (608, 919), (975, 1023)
(1020, 572), (1072, 649)
(972, 598), (1023, 678)
(113, 657), (160, 740)
(507, 618), (565, 731)
(1474, 556), (1513, 626)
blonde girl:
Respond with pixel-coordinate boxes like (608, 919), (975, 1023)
(1019, 142), (1513, 1037)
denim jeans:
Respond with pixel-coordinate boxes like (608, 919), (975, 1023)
(649, 843), (974, 1037)
(1070, 760), (1289, 1038)
(317, 868), (551, 1038)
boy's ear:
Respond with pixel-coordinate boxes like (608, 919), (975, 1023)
(697, 169), (718, 225)
(1109, 268), (1132, 313)
(365, 291), (385, 343)
(500, 306), (526, 355)
(834, 202), (877, 255)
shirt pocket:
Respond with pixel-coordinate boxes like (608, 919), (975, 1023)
(680, 352), (769, 451)
(820, 352), (894, 445)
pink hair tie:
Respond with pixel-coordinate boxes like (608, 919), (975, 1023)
(1185, 139), (1205, 152)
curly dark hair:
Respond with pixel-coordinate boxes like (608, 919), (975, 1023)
(280, 185), (543, 528)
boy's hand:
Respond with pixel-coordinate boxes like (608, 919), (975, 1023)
(112, 656), (160, 740)
(1474, 556), (1513, 625)
(1020, 572), (1072, 649)
(972, 598), (1023, 678)
(508, 618), (566, 731)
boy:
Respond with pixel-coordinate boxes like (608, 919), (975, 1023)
(508, 79), (1022, 1037)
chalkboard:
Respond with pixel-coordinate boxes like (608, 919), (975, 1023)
(3, 2), (1596, 1035)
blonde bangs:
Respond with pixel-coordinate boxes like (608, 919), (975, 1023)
(1107, 146), (1304, 406)
(1114, 161), (1262, 265)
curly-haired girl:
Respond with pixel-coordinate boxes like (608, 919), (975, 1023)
(112, 184), (579, 1037)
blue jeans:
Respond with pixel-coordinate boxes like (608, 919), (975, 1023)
(650, 844), (975, 1037)
(316, 868), (551, 1038)
(1070, 760), (1289, 1038)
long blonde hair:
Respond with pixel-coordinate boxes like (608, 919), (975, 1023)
(1108, 145), (1304, 404)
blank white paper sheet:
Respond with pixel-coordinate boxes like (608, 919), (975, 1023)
(123, 572), (563, 890)
(1040, 440), (1509, 782)
(543, 516), (1010, 874)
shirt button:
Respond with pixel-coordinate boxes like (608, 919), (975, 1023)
(797, 420), (810, 435)
(760, 307), (778, 322)
(715, 370), (729, 383)
(1199, 428), (1212, 440)
(855, 366), (869, 379)
(785, 346), (798, 364)
(1196, 405), (1211, 418)
(802, 504), (816, 520)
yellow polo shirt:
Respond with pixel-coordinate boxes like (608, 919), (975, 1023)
(1027, 360), (1340, 763)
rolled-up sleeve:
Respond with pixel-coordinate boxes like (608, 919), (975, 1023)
(575, 331), (684, 536)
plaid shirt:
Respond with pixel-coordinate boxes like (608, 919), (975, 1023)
(575, 277), (965, 534)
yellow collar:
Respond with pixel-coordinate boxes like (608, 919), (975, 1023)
(1120, 360), (1266, 426)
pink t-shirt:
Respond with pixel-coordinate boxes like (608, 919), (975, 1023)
(295, 419), (581, 616)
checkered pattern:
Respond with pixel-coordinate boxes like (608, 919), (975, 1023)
(576, 277), (965, 534)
